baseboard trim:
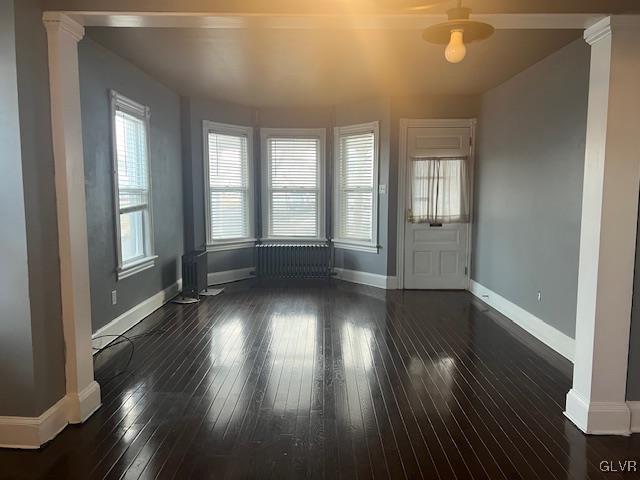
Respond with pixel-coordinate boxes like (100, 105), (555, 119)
(469, 280), (575, 362)
(0, 397), (69, 449)
(564, 389), (632, 435)
(0, 380), (102, 449)
(629, 401), (640, 433)
(208, 267), (254, 285)
(66, 381), (101, 424)
(334, 268), (397, 290)
(92, 279), (181, 352)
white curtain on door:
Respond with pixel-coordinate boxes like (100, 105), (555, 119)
(410, 157), (470, 224)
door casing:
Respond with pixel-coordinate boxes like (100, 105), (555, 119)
(396, 118), (477, 290)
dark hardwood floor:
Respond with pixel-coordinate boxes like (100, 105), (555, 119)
(1, 279), (639, 480)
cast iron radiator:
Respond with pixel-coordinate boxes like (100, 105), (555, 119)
(255, 242), (333, 278)
(182, 250), (208, 297)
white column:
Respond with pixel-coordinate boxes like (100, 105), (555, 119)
(43, 12), (101, 423)
(565, 15), (640, 435)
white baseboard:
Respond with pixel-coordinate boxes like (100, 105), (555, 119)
(469, 280), (575, 362)
(208, 267), (254, 285)
(0, 397), (69, 449)
(92, 279), (181, 352)
(66, 381), (101, 424)
(0, 380), (102, 449)
(629, 401), (640, 433)
(334, 267), (397, 290)
(564, 389), (632, 435)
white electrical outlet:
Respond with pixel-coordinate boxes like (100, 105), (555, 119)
(537, 290), (542, 302)
(378, 184), (387, 194)
(111, 290), (117, 305)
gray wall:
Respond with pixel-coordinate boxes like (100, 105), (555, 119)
(0, 0), (36, 418)
(334, 98), (391, 276)
(14, 0), (66, 415)
(79, 37), (184, 332)
(0, 0), (66, 417)
(471, 39), (590, 339)
(181, 97), (256, 272)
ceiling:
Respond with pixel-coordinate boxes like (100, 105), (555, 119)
(87, 27), (582, 107)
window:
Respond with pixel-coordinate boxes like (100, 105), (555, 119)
(203, 121), (255, 250)
(333, 122), (379, 252)
(111, 91), (156, 280)
(409, 157), (469, 224)
(261, 128), (326, 240)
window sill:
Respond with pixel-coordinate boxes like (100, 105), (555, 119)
(117, 255), (158, 281)
(260, 237), (329, 244)
(333, 241), (379, 254)
(207, 239), (257, 252)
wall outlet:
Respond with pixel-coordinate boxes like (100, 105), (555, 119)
(537, 290), (542, 302)
(378, 184), (387, 194)
(111, 290), (117, 305)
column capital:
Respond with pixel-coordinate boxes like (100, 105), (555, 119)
(584, 17), (611, 45)
(585, 15), (640, 45)
(43, 12), (85, 42)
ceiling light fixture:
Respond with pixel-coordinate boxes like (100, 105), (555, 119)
(422, 0), (494, 64)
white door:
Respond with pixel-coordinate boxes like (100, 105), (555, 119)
(403, 125), (472, 289)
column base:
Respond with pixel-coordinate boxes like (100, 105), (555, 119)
(67, 380), (101, 424)
(565, 389), (631, 435)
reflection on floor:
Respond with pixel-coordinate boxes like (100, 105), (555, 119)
(1, 279), (639, 479)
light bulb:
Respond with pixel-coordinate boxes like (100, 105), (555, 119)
(445, 29), (466, 63)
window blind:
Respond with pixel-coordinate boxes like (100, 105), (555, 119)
(336, 131), (376, 243)
(207, 131), (249, 240)
(267, 137), (320, 238)
(114, 108), (151, 264)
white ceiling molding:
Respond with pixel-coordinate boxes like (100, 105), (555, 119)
(64, 11), (605, 30)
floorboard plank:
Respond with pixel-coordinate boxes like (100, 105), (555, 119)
(1, 279), (639, 480)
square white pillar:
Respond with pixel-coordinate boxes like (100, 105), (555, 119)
(565, 15), (640, 435)
(43, 12), (101, 424)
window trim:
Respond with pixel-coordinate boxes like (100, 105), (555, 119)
(260, 127), (327, 241)
(333, 121), (380, 253)
(202, 120), (256, 251)
(110, 90), (156, 281)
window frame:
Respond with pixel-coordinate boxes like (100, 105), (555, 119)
(333, 121), (380, 253)
(110, 90), (157, 281)
(260, 127), (327, 242)
(202, 120), (256, 251)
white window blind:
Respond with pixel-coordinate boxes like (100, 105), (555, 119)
(334, 123), (378, 249)
(111, 91), (155, 277)
(206, 128), (251, 242)
(264, 131), (324, 239)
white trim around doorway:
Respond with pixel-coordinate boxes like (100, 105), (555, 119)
(396, 118), (477, 290)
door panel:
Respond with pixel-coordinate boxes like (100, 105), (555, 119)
(403, 125), (471, 290)
(404, 223), (469, 289)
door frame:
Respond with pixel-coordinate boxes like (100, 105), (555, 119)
(396, 118), (477, 290)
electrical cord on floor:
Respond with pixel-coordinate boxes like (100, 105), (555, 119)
(92, 333), (135, 382)
(92, 326), (169, 383)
